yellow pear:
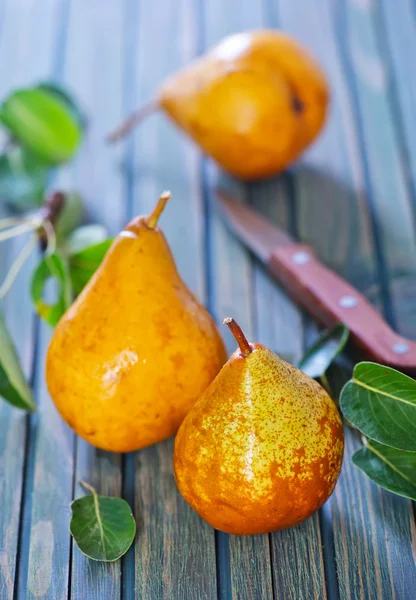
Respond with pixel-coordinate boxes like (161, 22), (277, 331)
(174, 318), (344, 535)
(108, 30), (329, 180)
(46, 192), (226, 452)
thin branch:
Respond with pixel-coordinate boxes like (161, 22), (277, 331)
(0, 234), (38, 299)
(0, 218), (42, 243)
(0, 216), (33, 231)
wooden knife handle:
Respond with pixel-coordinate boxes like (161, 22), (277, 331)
(269, 244), (416, 370)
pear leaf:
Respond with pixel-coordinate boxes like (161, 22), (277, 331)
(31, 252), (73, 326)
(66, 224), (109, 255)
(298, 324), (349, 379)
(70, 481), (136, 562)
(0, 88), (81, 164)
(340, 362), (416, 451)
(353, 440), (416, 501)
(0, 312), (36, 411)
(36, 82), (86, 130)
(68, 233), (112, 295)
(0, 147), (47, 211)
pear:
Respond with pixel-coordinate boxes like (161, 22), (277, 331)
(108, 30), (329, 180)
(174, 318), (344, 535)
(46, 192), (226, 453)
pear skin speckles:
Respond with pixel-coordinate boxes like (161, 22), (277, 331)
(46, 200), (227, 453)
(174, 343), (344, 535)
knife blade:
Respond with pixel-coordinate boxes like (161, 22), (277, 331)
(216, 189), (416, 371)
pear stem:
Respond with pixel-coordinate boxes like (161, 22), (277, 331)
(146, 191), (171, 229)
(79, 480), (97, 496)
(224, 317), (252, 357)
(106, 100), (158, 143)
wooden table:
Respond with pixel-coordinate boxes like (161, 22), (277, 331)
(1, 0), (415, 598)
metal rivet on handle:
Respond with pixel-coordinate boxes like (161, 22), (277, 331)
(292, 251), (310, 265)
(392, 343), (409, 355)
(339, 295), (358, 308)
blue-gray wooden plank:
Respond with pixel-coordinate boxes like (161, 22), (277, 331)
(378, 0), (416, 195)
(201, 1), (275, 598)
(57, 0), (126, 597)
(201, 0), (331, 598)
(377, 0), (416, 339)
(276, 0), (416, 598)
(0, 0), (63, 598)
(127, 0), (217, 598)
(339, 0), (416, 328)
(0, 243), (35, 600)
(337, 1), (416, 597)
(5, 1), (76, 599)
(0, 0), (415, 598)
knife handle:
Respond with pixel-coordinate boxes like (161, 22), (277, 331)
(269, 244), (416, 370)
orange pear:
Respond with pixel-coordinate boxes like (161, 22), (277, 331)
(46, 192), (226, 452)
(108, 30), (329, 180)
(174, 318), (344, 535)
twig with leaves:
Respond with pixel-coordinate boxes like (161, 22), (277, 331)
(0, 82), (112, 411)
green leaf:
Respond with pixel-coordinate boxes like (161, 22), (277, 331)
(36, 82), (86, 130)
(353, 440), (416, 501)
(298, 324), (349, 379)
(0, 147), (47, 211)
(0, 312), (36, 411)
(69, 240), (112, 295)
(31, 252), (73, 326)
(340, 362), (416, 451)
(70, 481), (136, 562)
(0, 88), (81, 164)
(54, 192), (85, 245)
(66, 224), (109, 255)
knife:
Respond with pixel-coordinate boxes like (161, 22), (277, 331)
(217, 189), (416, 371)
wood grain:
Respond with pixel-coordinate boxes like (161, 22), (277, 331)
(0, 238), (34, 600)
(376, 0), (416, 340)
(248, 180), (328, 600)
(250, 178), (304, 366)
(271, 517), (326, 600)
(24, 327), (74, 600)
(340, 0), (416, 314)
(202, 2), (277, 599)
(57, 2), (126, 597)
(135, 439), (217, 600)
(0, 1), (63, 598)
(128, 0), (217, 597)
(276, 1), (416, 598)
(336, 1), (416, 597)
(377, 0), (416, 189)
(0, 0), (415, 598)
(15, 1), (78, 597)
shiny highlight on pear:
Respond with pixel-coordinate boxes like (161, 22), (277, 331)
(108, 30), (329, 180)
(46, 192), (227, 452)
(174, 318), (344, 535)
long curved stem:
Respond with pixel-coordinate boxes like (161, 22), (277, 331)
(0, 216), (33, 230)
(0, 218), (42, 243)
(106, 100), (158, 143)
(223, 317), (252, 357)
(0, 191), (65, 299)
(0, 234), (38, 299)
(79, 480), (97, 495)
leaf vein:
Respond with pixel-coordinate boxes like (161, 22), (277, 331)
(353, 378), (416, 406)
(367, 442), (416, 488)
